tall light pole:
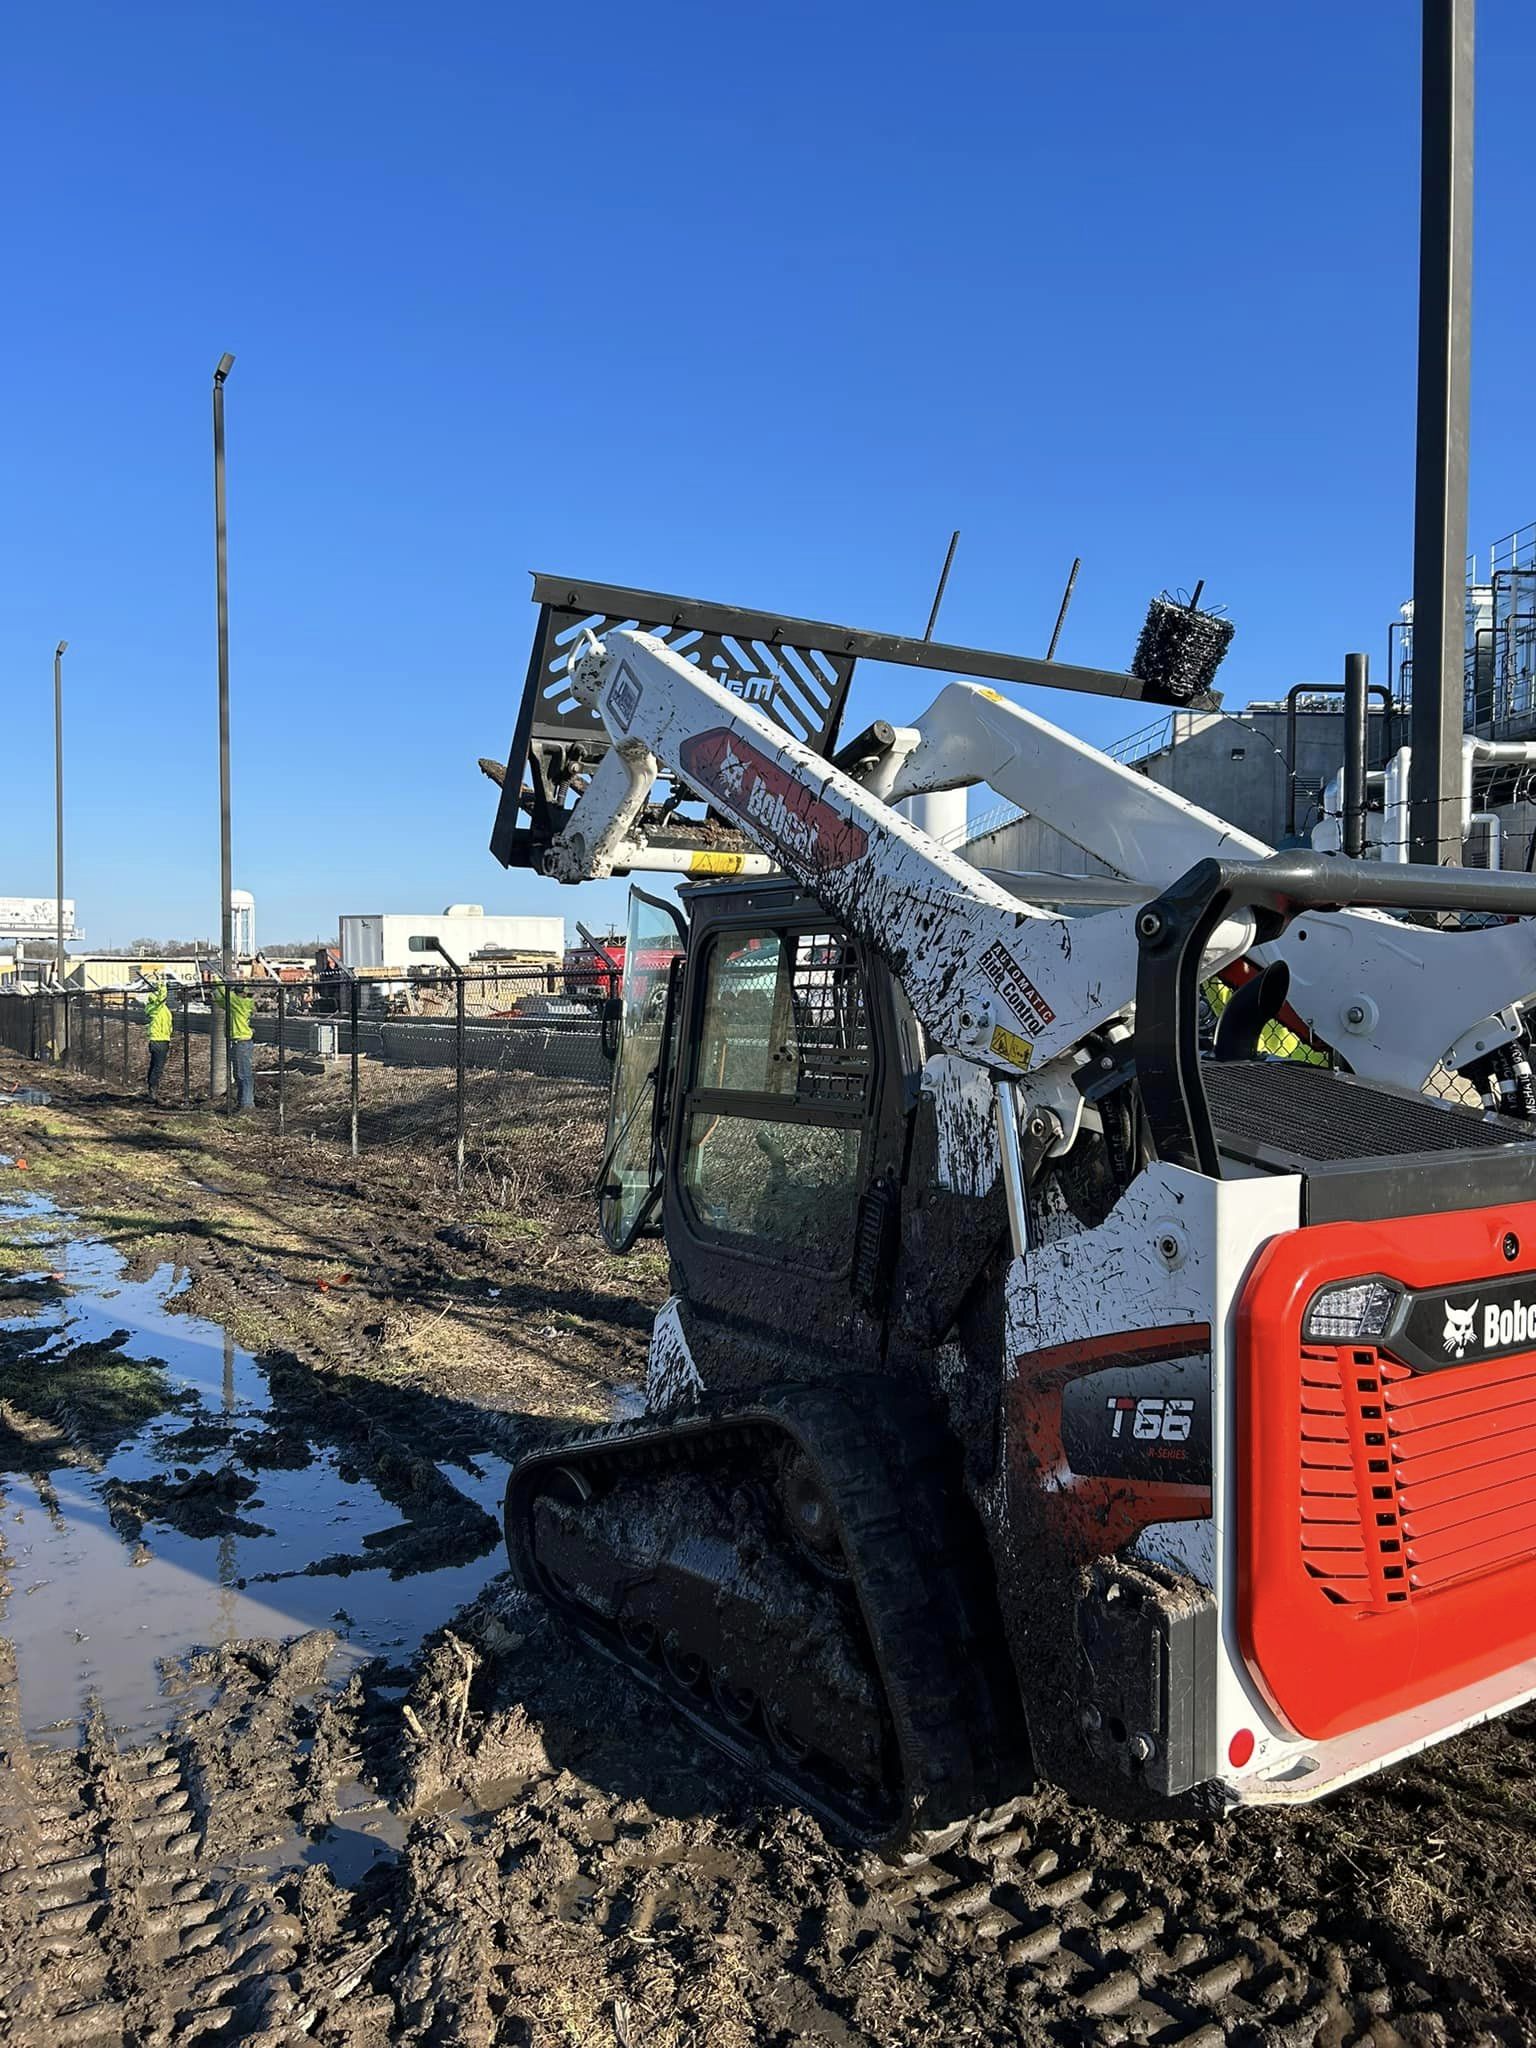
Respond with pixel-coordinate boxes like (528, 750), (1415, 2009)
(54, 640), (68, 992)
(1408, 0), (1475, 864)
(213, 352), (235, 1096)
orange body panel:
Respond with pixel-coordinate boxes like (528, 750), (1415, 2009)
(1009, 1326), (1212, 1558)
(1239, 1203), (1536, 1739)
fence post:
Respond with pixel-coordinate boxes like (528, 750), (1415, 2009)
(121, 995), (131, 1089)
(349, 976), (360, 1158)
(455, 972), (467, 1193)
(210, 989), (217, 1107)
(276, 982), (287, 1137)
(182, 991), (191, 1107)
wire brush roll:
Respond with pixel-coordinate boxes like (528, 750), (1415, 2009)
(1131, 595), (1235, 705)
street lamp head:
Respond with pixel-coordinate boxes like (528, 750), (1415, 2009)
(55, 640), (68, 658)
(214, 352), (236, 383)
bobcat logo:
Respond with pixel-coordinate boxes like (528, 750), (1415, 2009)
(1442, 1300), (1479, 1359)
(716, 744), (746, 798)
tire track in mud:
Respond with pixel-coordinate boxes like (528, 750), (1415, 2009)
(3, 1090), (1531, 2045)
(0, 1637), (394, 2047)
(3, 1712), (303, 2041)
(0, 1583), (1523, 2044)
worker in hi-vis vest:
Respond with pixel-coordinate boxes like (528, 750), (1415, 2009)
(209, 972), (256, 1112)
(141, 974), (174, 1102)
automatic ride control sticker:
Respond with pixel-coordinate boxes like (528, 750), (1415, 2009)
(978, 940), (1056, 1036)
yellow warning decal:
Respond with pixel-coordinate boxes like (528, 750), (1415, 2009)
(975, 687), (1005, 703)
(688, 850), (746, 875)
(990, 1024), (1034, 1071)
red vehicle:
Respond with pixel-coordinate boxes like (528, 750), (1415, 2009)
(562, 928), (625, 1005)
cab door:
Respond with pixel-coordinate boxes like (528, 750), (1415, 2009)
(596, 889), (687, 1250)
(662, 893), (898, 1373)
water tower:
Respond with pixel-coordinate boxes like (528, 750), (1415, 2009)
(229, 889), (255, 959)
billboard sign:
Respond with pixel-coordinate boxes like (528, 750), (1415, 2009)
(0, 897), (79, 938)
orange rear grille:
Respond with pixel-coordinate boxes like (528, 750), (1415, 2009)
(1240, 1207), (1536, 1742)
(1299, 1346), (1406, 1608)
(1300, 1343), (1536, 1608)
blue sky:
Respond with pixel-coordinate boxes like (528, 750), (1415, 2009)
(3, 2), (1534, 948)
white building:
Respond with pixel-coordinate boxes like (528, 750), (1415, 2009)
(339, 904), (563, 972)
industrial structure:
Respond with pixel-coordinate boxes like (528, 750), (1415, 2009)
(962, 518), (1536, 883)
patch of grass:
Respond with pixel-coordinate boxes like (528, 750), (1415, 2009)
(0, 1221), (68, 1274)
(0, 1333), (181, 1448)
(472, 1210), (547, 1239)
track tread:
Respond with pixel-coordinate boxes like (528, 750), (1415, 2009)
(505, 1377), (1027, 1849)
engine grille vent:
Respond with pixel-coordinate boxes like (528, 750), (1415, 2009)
(1300, 1342), (1536, 1609)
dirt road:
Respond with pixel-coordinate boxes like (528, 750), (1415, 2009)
(1, 1076), (1533, 2045)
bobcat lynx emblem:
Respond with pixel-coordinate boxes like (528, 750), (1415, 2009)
(1442, 1300), (1479, 1359)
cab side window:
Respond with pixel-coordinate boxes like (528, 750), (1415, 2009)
(682, 928), (870, 1268)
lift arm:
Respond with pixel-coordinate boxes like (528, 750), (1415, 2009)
(874, 681), (1536, 1094)
(545, 631), (1251, 1083)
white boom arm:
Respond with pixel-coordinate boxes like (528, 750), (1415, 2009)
(547, 634), (1536, 1096)
(549, 631), (1251, 1083)
(877, 682), (1536, 1091)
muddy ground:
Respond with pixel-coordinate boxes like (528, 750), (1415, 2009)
(1, 1071), (1534, 2046)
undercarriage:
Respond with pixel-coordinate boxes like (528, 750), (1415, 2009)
(505, 1384), (1026, 1850)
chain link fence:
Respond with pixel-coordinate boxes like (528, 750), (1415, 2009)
(1201, 972), (1491, 1111)
(2, 961), (1509, 1196)
(0, 968), (616, 1218)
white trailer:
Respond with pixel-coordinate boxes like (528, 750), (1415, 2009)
(339, 906), (563, 971)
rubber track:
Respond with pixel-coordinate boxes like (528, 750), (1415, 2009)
(505, 1379), (1023, 1853)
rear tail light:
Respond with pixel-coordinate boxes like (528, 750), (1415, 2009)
(1302, 1277), (1399, 1343)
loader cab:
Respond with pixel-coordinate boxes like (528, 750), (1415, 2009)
(598, 879), (922, 1377)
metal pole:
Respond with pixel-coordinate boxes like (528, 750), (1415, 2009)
(1343, 653), (1370, 859)
(276, 982), (286, 1137)
(349, 976), (360, 1158)
(1408, 0), (1474, 865)
(923, 531), (960, 641)
(1045, 558), (1081, 662)
(53, 641), (67, 993)
(213, 352), (236, 1090)
(455, 972), (467, 1193)
(182, 991), (190, 1106)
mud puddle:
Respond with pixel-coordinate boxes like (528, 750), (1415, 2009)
(0, 1189), (509, 1744)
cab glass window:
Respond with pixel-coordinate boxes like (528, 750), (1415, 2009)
(682, 928), (870, 1267)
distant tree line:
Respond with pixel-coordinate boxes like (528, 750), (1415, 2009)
(109, 937), (332, 958)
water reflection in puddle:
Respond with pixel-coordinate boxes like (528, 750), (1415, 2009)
(1, 1190), (510, 1743)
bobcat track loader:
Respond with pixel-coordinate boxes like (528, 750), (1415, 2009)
(484, 576), (1536, 1847)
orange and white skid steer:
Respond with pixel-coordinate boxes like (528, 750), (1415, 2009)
(482, 578), (1536, 1844)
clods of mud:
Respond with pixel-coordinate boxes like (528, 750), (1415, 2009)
(0, 1189), (508, 1742)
